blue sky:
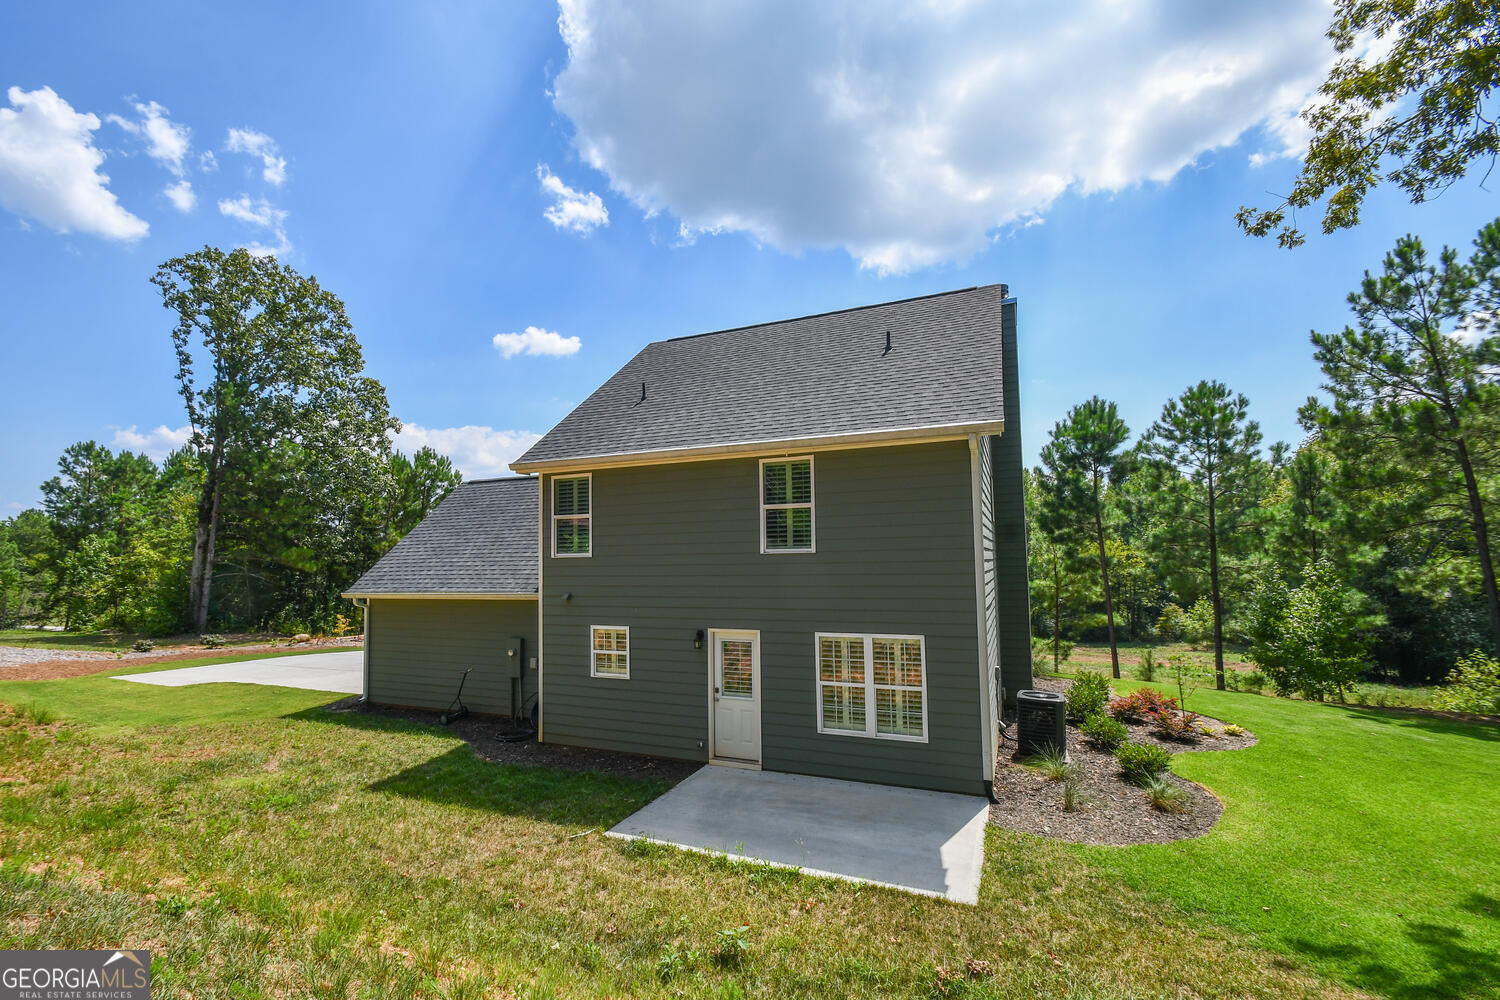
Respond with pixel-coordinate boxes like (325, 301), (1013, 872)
(1, 0), (1495, 512)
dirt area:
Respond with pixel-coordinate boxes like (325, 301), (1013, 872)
(0, 637), (363, 681)
(989, 676), (1257, 846)
(323, 697), (702, 784)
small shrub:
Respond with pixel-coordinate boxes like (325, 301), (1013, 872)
(1066, 671), (1111, 720)
(1135, 648), (1157, 681)
(1222, 724), (1248, 737)
(1031, 636), (1075, 673)
(1226, 669), (1268, 693)
(1143, 774), (1191, 814)
(1062, 774), (1088, 813)
(1184, 596), (1215, 647)
(1026, 745), (1073, 782)
(1151, 710), (1202, 742)
(1435, 650), (1500, 715)
(1107, 688), (1178, 722)
(131, 639), (155, 653)
(332, 613), (352, 637)
(1080, 712), (1127, 750)
(1197, 724), (1219, 738)
(1156, 604), (1186, 642)
(200, 634), (226, 649)
(713, 925), (751, 966)
(1115, 742), (1172, 784)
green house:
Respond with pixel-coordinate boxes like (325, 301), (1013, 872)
(345, 284), (1030, 796)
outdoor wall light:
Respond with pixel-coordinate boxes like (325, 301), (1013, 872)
(694, 629), (705, 649)
(562, 592), (572, 603)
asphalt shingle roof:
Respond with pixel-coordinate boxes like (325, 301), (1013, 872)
(345, 477), (538, 596)
(514, 284), (1009, 467)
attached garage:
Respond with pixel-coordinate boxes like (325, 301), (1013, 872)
(344, 477), (539, 719)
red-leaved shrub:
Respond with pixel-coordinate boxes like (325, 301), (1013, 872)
(1108, 688), (1179, 722)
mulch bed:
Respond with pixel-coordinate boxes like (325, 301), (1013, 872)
(0, 639), (363, 682)
(323, 697), (702, 785)
(988, 676), (1256, 846)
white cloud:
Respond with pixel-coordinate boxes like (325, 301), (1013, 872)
(492, 326), (582, 359)
(218, 193), (291, 257)
(5, 501), (24, 512)
(551, 0), (1343, 273)
(199, 149), (218, 171)
(111, 424), (192, 461)
(391, 424), (543, 479)
(225, 127), (286, 185)
(537, 164), (609, 233)
(108, 99), (191, 176)
(0, 85), (149, 241)
(164, 178), (196, 212)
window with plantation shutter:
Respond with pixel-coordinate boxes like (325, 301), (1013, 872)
(760, 457), (814, 552)
(553, 474), (591, 557)
(815, 633), (927, 741)
(590, 625), (629, 678)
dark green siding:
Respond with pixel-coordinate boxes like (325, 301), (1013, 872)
(540, 441), (987, 794)
(368, 598), (538, 717)
(989, 298), (1034, 702)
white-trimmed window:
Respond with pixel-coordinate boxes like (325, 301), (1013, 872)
(553, 474), (591, 557)
(815, 633), (927, 741)
(761, 457), (814, 552)
(590, 625), (629, 678)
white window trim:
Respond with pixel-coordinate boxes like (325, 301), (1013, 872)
(589, 624), (630, 680)
(814, 632), (929, 743)
(759, 455), (816, 554)
(551, 473), (592, 558)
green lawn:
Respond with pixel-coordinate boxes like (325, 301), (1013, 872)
(1075, 680), (1500, 1000)
(0, 659), (1493, 998)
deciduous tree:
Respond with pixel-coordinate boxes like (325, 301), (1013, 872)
(1238, 0), (1500, 247)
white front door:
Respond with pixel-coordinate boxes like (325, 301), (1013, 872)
(712, 630), (761, 763)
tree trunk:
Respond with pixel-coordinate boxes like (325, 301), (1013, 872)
(1207, 485), (1226, 690)
(1094, 505), (1120, 679)
(1455, 437), (1500, 653)
(189, 467), (222, 634)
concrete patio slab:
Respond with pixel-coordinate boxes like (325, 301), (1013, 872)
(606, 766), (990, 904)
(114, 651), (362, 694)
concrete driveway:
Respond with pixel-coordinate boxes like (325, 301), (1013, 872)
(114, 651), (362, 694)
(607, 766), (990, 904)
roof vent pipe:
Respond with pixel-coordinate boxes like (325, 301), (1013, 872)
(883, 330), (892, 355)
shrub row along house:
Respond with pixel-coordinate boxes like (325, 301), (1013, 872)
(344, 284), (1031, 796)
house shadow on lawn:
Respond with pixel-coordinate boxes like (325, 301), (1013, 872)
(283, 699), (679, 829)
(1335, 704), (1500, 744)
(367, 745), (667, 829)
(1289, 900), (1500, 1000)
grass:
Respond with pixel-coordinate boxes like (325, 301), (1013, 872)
(0, 661), (1369, 999)
(1075, 679), (1500, 1000)
(0, 628), (317, 653)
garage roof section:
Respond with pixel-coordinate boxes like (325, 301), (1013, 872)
(344, 477), (538, 598)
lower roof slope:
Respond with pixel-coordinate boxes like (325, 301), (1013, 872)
(512, 284), (1009, 470)
(344, 477), (538, 597)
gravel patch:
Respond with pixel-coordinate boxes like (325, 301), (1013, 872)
(322, 697), (701, 784)
(989, 676), (1257, 846)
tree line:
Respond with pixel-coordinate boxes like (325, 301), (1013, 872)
(0, 248), (463, 636)
(1031, 218), (1500, 690)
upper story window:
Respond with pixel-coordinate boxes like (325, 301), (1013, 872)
(761, 457), (814, 553)
(553, 474), (591, 557)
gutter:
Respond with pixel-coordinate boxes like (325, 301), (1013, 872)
(510, 420), (1004, 475)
